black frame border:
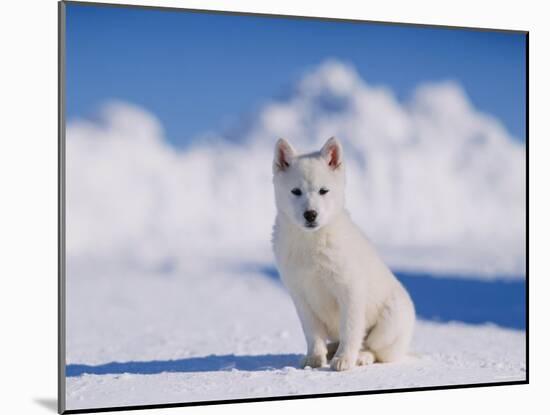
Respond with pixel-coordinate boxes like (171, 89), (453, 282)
(58, 1), (529, 413)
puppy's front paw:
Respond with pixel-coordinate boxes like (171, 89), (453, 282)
(330, 354), (355, 371)
(302, 353), (327, 369)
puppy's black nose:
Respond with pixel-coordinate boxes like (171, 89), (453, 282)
(303, 210), (318, 223)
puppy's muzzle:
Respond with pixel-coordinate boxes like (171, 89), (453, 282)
(303, 210), (318, 224)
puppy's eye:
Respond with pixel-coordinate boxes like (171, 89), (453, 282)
(291, 188), (302, 196)
(319, 188), (329, 195)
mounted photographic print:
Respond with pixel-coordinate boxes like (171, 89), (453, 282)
(58, 1), (528, 413)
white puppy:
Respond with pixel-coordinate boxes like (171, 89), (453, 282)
(272, 137), (415, 371)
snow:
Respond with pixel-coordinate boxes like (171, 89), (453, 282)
(64, 59), (526, 410)
(65, 267), (526, 411)
(66, 60), (526, 278)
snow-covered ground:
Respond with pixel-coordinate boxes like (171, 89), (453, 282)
(65, 266), (526, 411)
(64, 59), (526, 411)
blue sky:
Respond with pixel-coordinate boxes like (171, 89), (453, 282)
(66, 3), (527, 146)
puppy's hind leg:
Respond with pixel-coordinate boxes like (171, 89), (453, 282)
(356, 350), (376, 366)
(327, 342), (374, 366)
(365, 289), (415, 363)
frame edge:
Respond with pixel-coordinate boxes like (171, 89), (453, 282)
(58, 1), (67, 413)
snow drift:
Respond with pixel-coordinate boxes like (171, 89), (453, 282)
(66, 60), (526, 278)
(65, 267), (526, 410)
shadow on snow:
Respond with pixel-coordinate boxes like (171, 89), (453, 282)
(66, 265), (525, 378)
(66, 354), (302, 377)
(252, 265), (526, 330)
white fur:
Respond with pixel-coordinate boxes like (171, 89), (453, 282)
(272, 137), (415, 371)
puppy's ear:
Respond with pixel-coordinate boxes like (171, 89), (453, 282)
(273, 138), (296, 173)
(321, 137), (343, 170)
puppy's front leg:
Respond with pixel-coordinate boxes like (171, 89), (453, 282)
(331, 295), (366, 371)
(292, 297), (328, 368)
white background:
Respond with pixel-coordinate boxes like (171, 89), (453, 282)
(0, 0), (544, 414)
